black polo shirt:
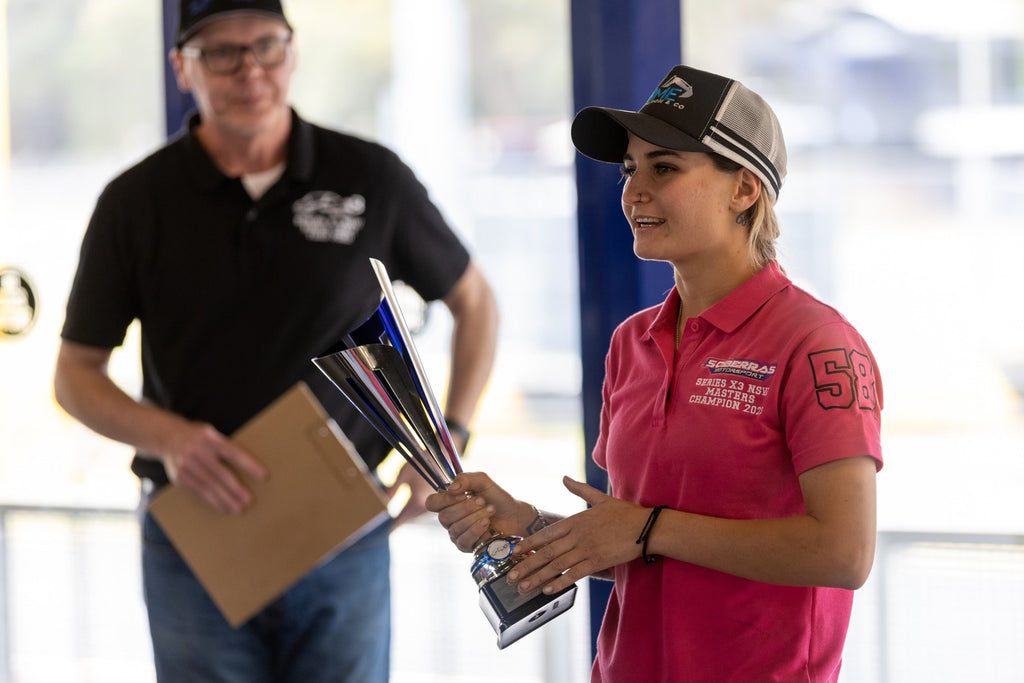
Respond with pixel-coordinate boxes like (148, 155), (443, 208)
(62, 110), (470, 483)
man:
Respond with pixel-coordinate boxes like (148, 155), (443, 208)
(53, 1), (498, 681)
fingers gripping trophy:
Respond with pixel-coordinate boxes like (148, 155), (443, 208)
(312, 259), (577, 649)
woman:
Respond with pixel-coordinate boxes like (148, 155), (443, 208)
(427, 65), (882, 683)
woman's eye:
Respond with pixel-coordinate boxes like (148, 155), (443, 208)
(619, 165), (636, 178)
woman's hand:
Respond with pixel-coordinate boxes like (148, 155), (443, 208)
(506, 476), (649, 595)
(425, 472), (528, 552)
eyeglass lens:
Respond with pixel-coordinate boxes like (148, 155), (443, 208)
(190, 36), (291, 74)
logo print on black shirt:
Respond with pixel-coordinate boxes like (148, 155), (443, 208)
(292, 191), (366, 244)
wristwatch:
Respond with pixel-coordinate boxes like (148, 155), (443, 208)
(445, 417), (471, 448)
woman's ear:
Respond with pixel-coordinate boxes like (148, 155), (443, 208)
(731, 168), (761, 214)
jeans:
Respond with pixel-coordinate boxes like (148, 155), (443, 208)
(140, 506), (391, 683)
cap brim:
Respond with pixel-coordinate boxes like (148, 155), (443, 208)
(177, 10), (291, 46)
(571, 107), (710, 163)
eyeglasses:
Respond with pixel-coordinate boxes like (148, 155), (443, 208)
(180, 35), (292, 75)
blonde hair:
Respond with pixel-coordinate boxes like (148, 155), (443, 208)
(710, 153), (780, 269)
(741, 191), (779, 269)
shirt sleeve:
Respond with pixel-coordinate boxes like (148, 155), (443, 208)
(380, 149), (470, 302)
(60, 180), (140, 348)
(779, 320), (884, 475)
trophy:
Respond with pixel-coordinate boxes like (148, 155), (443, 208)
(312, 258), (576, 649)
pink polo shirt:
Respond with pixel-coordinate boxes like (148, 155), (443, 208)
(591, 261), (883, 683)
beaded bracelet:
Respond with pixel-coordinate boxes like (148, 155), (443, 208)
(635, 505), (668, 564)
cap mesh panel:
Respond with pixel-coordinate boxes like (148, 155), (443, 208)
(718, 84), (787, 185)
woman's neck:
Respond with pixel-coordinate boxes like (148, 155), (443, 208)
(673, 257), (759, 320)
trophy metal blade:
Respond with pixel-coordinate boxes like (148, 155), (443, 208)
(313, 258), (579, 649)
(312, 259), (462, 491)
(313, 343), (455, 490)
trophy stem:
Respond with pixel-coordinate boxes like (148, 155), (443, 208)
(470, 531), (523, 588)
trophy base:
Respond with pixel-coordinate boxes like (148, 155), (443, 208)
(478, 576), (578, 649)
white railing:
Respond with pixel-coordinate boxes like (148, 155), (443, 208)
(0, 505), (1020, 683)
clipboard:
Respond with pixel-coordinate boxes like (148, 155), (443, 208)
(148, 382), (390, 627)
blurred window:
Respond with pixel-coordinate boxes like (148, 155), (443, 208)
(684, 3), (1024, 682)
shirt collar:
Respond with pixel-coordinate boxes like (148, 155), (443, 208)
(285, 109), (315, 183)
(701, 260), (791, 333)
(181, 113), (224, 192)
(645, 260), (791, 340)
(182, 108), (315, 190)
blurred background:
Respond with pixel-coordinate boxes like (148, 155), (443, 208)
(1, 1), (1022, 681)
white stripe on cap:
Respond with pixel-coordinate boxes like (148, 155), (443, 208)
(706, 126), (781, 198)
(699, 81), (782, 202)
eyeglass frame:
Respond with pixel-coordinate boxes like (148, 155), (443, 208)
(179, 34), (293, 75)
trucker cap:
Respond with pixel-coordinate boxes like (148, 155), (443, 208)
(177, 0), (292, 47)
(571, 65), (787, 202)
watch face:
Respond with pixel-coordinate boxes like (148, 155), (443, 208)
(487, 538), (512, 561)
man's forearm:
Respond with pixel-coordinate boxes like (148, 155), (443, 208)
(54, 342), (182, 455)
(442, 262), (499, 427)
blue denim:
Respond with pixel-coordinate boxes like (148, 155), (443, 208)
(140, 506), (391, 683)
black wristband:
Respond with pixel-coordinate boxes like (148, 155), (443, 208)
(635, 505), (668, 564)
(444, 417), (471, 449)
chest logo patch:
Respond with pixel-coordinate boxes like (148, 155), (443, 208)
(704, 357), (777, 381)
(292, 191), (366, 244)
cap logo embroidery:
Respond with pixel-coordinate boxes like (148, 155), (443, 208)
(646, 75), (693, 107)
(189, 0), (259, 10)
(292, 191), (366, 244)
(187, 0), (212, 15)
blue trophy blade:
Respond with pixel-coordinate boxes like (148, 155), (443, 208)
(313, 261), (463, 489)
(313, 342), (455, 490)
(319, 347), (445, 489)
(320, 295), (452, 455)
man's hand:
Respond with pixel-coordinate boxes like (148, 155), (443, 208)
(161, 421), (267, 515)
(54, 339), (266, 515)
(386, 462), (434, 528)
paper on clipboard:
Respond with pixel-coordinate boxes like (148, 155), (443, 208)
(148, 382), (389, 627)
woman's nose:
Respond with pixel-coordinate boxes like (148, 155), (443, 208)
(622, 176), (647, 204)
